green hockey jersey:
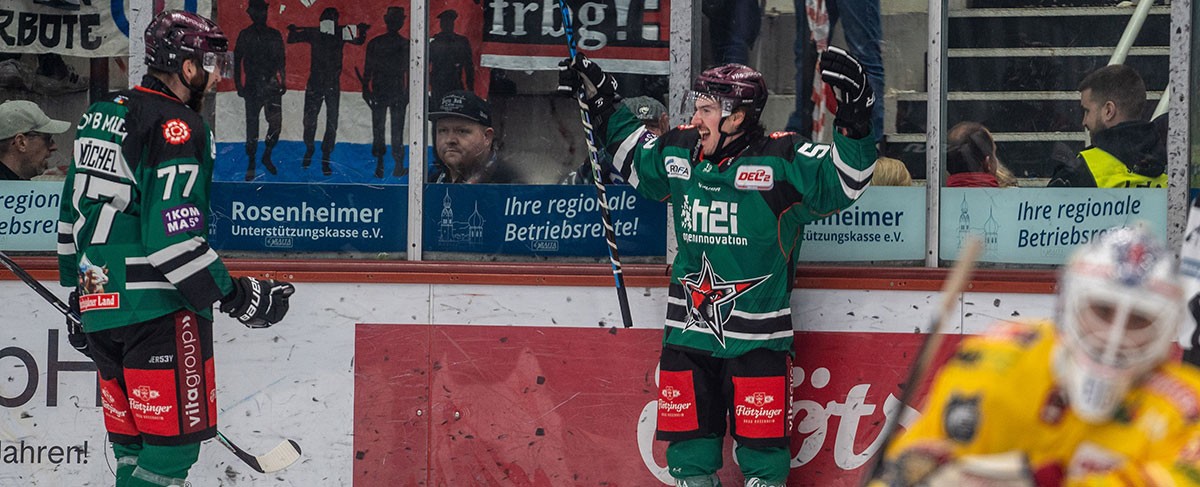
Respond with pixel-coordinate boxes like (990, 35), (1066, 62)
(605, 107), (876, 358)
(58, 80), (234, 332)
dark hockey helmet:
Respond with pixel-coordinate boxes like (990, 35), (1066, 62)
(145, 10), (231, 75)
(689, 64), (768, 124)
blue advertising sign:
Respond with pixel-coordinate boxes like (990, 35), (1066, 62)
(0, 181), (62, 251)
(939, 187), (1167, 264)
(424, 184), (667, 256)
(209, 182), (408, 252)
(798, 186), (926, 261)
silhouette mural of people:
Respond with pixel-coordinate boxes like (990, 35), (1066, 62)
(360, 6), (410, 178)
(429, 9), (473, 105)
(287, 7), (369, 176)
(234, 0), (285, 181)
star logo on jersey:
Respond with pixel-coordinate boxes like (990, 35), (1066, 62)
(678, 253), (768, 347)
(162, 119), (191, 145)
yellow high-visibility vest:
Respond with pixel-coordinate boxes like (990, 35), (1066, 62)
(1080, 147), (1167, 188)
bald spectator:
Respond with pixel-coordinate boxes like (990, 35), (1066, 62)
(0, 100), (69, 180)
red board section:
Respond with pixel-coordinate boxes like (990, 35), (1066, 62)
(354, 326), (962, 486)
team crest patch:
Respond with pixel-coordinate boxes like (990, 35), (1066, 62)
(944, 394), (980, 443)
(162, 119), (191, 145)
(678, 253), (769, 347)
(734, 165), (774, 191)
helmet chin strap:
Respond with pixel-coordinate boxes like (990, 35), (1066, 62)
(710, 115), (741, 158)
(177, 68), (210, 111)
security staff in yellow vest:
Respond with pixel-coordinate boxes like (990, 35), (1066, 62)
(1047, 64), (1166, 188)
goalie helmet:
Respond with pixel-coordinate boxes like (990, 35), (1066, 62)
(686, 64), (768, 126)
(1053, 225), (1183, 423)
(145, 10), (231, 75)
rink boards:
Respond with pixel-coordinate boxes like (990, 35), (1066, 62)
(0, 268), (1055, 486)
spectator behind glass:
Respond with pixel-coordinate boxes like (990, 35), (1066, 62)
(872, 156), (911, 186)
(429, 90), (521, 184)
(945, 121), (1015, 188)
(1047, 64), (1165, 188)
(703, 0), (762, 65)
(786, 0), (884, 145)
(559, 96), (669, 185)
(0, 100), (69, 180)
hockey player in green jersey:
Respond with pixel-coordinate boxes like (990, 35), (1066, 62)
(57, 10), (295, 487)
(561, 47), (877, 486)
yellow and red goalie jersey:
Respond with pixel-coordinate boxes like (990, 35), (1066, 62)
(884, 321), (1200, 486)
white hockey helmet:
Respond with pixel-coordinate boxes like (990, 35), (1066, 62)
(1054, 225), (1183, 423)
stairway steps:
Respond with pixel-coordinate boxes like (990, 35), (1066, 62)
(890, 94), (1163, 133)
(948, 9), (1169, 49)
(946, 55), (1168, 91)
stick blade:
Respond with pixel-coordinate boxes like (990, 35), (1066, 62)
(255, 439), (302, 473)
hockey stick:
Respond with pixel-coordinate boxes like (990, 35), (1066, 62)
(215, 431), (302, 473)
(558, 0), (634, 328)
(0, 251), (302, 474)
(859, 236), (984, 486)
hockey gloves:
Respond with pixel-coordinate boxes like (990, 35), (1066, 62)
(220, 276), (295, 329)
(820, 46), (875, 140)
(558, 54), (621, 118)
(66, 291), (91, 358)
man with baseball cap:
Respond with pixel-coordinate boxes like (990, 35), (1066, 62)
(0, 100), (69, 180)
(429, 90), (521, 183)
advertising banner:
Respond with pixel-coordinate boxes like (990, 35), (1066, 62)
(423, 183), (666, 256)
(799, 186), (926, 262)
(0, 0), (209, 56)
(354, 324), (955, 485)
(0, 181), (61, 251)
(208, 182), (408, 252)
(480, 0), (671, 74)
(939, 188), (1167, 264)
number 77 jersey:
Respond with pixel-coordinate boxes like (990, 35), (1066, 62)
(57, 85), (234, 333)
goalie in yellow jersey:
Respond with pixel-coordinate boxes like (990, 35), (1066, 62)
(872, 225), (1200, 487)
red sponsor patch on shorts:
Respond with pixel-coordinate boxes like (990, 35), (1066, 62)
(78, 292), (119, 312)
(657, 370), (698, 432)
(732, 376), (787, 439)
(162, 119), (191, 145)
(124, 368), (181, 437)
(100, 376), (138, 436)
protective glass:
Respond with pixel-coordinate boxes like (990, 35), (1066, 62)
(683, 91), (737, 119)
(202, 51), (233, 77)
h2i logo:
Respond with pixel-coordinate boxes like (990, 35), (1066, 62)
(681, 196), (739, 235)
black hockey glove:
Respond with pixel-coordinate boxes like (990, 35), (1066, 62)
(820, 45), (875, 139)
(220, 276), (295, 328)
(558, 54), (620, 117)
(66, 291), (91, 358)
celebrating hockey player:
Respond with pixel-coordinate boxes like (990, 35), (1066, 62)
(870, 225), (1200, 486)
(57, 11), (295, 487)
(560, 47), (876, 486)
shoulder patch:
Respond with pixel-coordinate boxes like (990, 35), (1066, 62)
(162, 119), (191, 145)
(982, 321), (1041, 347)
(664, 156), (691, 180)
(734, 165), (774, 191)
(1144, 372), (1200, 422)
